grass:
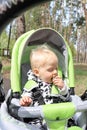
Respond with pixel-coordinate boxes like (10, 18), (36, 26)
(75, 69), (87, 76)
(3, 66), (11, 73)
(74, 64), (87, 96)
(1, 57), (11, 73)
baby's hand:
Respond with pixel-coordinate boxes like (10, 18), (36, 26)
(20, 96), (32, 106)
(52, 75), (64, 89)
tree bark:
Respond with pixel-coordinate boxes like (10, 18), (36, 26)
(16, 14), (25, 39)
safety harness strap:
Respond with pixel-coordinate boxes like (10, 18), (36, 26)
(24, 80), (59, 94)
(24, 80), (38, 90)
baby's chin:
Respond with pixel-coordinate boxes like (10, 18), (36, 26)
(47, 80), (53, 84)
(44, 80), (52, 84)
(43, 78), (53, 84)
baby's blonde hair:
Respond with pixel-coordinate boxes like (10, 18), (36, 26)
(30, 45), (58, 70)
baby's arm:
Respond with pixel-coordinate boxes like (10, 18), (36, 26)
(52, 76), (68, 95)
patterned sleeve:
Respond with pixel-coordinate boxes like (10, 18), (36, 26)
(21, 88), (33, 98)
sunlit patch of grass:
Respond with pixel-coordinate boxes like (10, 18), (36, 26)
(74, 64), (87, 96)
(75, 69), (87, 76)
(2, 66), (11, 73)
(75, 75), (87, 95)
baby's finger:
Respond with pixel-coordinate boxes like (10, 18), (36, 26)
(20, 99), (26, 106)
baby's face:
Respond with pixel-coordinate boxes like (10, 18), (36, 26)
(37, 53), (58, 83)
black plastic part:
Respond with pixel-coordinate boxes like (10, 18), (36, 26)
(6, 91), (20, 108)
(0, 83), (5, 103)
(12, 92), (20, 99)
(6, 91), (23, 120)
(9, 104), (20, 119)
(69, 88), (75, 95)
(0, 62), (5, 103)
(68, 118), (77, 127)
(80, 90), (87, 101)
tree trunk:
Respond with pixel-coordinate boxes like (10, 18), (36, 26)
(16, 14), (25, 39)
(82, 0), (87, 63)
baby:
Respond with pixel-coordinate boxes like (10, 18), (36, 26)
(20, 45), (68, 106)
(20, 45), (69, 128)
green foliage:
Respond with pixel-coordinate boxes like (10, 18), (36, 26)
(0, 30), (8, 56)
(25, 6), (43, 30)
(0, 25), (16, 57)
(0, 30), (8, 49)
(75, 16), (85, 26)
(0, 0), (86, 64)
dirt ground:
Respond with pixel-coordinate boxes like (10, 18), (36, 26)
(3, 72), (10, 95)
(2, 59), (11, 95)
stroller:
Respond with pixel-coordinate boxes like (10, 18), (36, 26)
(0, 28), (87, 130)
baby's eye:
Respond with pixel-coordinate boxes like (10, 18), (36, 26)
(55, 67), (58, 71)
(47, 68), (53, 72)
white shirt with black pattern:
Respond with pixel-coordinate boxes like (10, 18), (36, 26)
(22, 69), (69, 106)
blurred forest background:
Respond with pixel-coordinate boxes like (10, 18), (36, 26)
(0, 0), (87, 95)
(0, 0), (87, 63)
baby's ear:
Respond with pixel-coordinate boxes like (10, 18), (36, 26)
(33, 68), (39, 77)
